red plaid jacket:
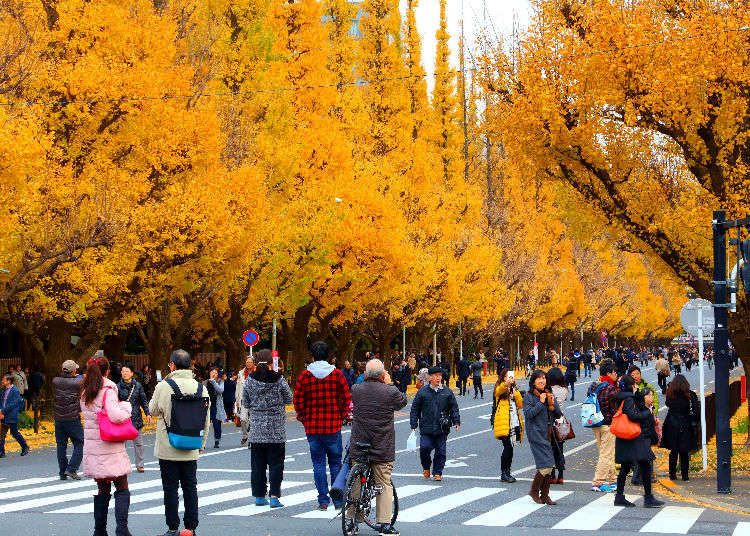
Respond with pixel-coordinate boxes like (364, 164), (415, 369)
(293, 367), (351, 435)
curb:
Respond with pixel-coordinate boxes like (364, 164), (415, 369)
(655, 478), (750, 516)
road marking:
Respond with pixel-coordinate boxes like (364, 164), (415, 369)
(133, 481), (310, 514)
(514, 439), (597, 474)
(398, 487), (504, 523)
(639, 505), (704, 534)
(464, 491), (571, 526)
(733, 522), (750, 536)
(209, 489), (319, 516)
(50, 480), (245, 514)
(0, 476), (60, 490)
(0, 479), (163, 513)
(0, 478), (96, 501)
(552, 493), (639, 531)
(295, 484), (437, 519)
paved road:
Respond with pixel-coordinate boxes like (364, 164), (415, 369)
(0, 360), (747, 536)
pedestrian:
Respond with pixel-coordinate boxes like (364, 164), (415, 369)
(440, 359), (450, 386)
(346, 359), (407, 536)
(587, 360), (620, 492)
(526, 350), (536, 376)
(223, 371), (236, 421)
(341, 360), (357, 390)
(613, 375), (664, 508)
(491, 369), (524, 483)
(150, 349), (210, 536)
(655, 353), (670, 394)
(564, 355), (577, 401)
(79, 356), (133, 536)
(398, 360), (411, 394)
(141, 364), (153, 397)
(660, 374), (699, 482)
(409, 366), (460, 482)
(456, 355), (470, 396)
(28, 366), (44, 411)
(628, 366), (659, 485)
(243, 350), (293, 508)
(471, 359), (484, 399)
(583, 350), (594, 378)
(355, 361), (366, 384)
(52, 360), (84, 479)
(235, 356), (255, 446)
(11, 365), (26, 401)
(415, 367), (428, 390)
(671, 351), (682, 374)
(205, 367), (226, 448)
(20, 366), (32, 410)
(293, 341), (351, 510)
(0, 373), (29, 457)
(117, 363), (150, 472)
(546, 367), (568, 484)
(523, 370), (562, 505)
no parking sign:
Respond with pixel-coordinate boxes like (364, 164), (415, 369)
(242, 329), (259, 357)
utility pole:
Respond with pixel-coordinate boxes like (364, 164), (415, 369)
(433, 323), (438, 366)
(403, 326), (406, 362)
(713, 210), (731, 493)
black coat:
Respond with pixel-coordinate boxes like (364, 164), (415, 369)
(117, 379), (150, 429)
(410, 385), (460, 436)
(457, 359), (471, 379)
(660, 391), (699, 452)
(614, 390), (657, 464)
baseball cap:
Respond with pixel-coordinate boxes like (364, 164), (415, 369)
(62, 360), (79, 373)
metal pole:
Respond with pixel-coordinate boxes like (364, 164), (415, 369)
(272, 317), (277, 352)
(713, 210), (731, 493)
(560, 333), (563, 358)
(433, 323), (437, 366)
(459, 321), (463, 360)
(403, 326), (406, 362)
(698, 308), (708, 471)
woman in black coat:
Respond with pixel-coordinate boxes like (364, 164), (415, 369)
(613, 375), (663, 508)
(660, 374), (699, 481)
(117, 364), (150, 471)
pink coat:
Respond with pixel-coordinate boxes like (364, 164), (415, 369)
(81, 377), (133, 480)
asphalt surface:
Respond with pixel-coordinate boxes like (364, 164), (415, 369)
(0, 360), (748, 536)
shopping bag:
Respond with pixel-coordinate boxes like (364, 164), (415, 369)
(406, 429), (418, 450)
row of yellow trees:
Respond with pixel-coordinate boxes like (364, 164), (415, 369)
(0, 0), (688, 376)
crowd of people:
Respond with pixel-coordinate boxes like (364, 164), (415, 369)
(0, 341), (742, 536)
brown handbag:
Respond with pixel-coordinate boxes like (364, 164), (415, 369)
(234, 415), (242, 428)
(553, 415), (576, 442)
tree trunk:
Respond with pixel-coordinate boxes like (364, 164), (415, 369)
(282, 302), (314, 377)
(103, 330), (128, 364)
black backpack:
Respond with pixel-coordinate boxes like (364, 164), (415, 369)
(164, 379), (209, 450)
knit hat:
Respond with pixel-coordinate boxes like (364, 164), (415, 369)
(62, 360), (79, 373)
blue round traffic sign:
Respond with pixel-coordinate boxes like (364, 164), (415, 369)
(242, 330), (259, 346)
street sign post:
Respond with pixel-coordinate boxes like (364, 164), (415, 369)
(680, 298), (715, 471)
(242, 329), (259, 358)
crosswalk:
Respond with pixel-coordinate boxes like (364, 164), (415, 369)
(0, 474), (745, 535)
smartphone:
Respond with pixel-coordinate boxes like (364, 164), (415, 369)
(507, 371), (514, 380)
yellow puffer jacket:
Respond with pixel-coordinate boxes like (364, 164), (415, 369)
(492, 382), (524, 441)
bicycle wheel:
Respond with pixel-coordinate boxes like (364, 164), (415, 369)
(361, 477), (399, 530)
(342, 464), (367, 536)
(390, 479), (399, 525)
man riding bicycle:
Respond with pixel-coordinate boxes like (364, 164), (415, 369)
(347, 359), (407, 536)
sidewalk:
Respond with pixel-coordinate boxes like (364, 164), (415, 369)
(657, 473), (750, 515)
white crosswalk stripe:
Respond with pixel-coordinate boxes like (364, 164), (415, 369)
(464, 491), (572, 527)
(209, 489), (320, 516)
(295, 484), (438, 519)
(48, 480), (245, 514)
(0, 476), (61, 490)
(639, 505), (704, 534)
(552, 493), (639, 531)
(398, 487), (504, 522)
(133, 480), (310, 514)
(0, 478), (96, 500)
(733, 522), (750, 536)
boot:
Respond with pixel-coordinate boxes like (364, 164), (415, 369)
(614, 494), (636, 507)
(93, 494), (111, 536)
(113, 489), (132, 536)
(528, 471), (544, 504)
(540, 474), (557, 505)
(500, 471), (517, 483)
(643, 494), (665, 508)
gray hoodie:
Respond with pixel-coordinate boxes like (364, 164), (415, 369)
(242, 371), (293, 443)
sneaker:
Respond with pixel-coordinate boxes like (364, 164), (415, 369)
(643, 494), (665, 508)
(64, 470), (81, 480)
(591, 483), (616, 492)
(240, 437), (248, 445)
(318, 503), (328, 511)
(433, 475), (442, 482)
(214, 441), (220, 448)
(269, 497), (283, 508)
(59, 474), (67, 481)
(20, 447), (29, 456)
(161, 531), (180, 536)
(378, 524), (400, 536)
(254, 496), (269, 506)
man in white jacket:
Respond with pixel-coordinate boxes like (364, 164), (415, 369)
(235, 356), (255, 445)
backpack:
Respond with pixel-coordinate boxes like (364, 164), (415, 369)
(581, 383), (606, 428)
(163, 379), (209, 450)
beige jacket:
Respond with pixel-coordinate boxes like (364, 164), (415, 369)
(149, 369), (210, 461)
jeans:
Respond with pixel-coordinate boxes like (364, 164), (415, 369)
(420, 433), (447, 475)
(0, 422), (28, 454)
(251, 443), (285, 497)
(583, 362), (592, 377)
(307, 431), (343, 506)
(499, 435), (514, 474)
(473, 377), (483, 398)
(159, 459), (198, 531)
(55, 419), (84, 475)
(458, 377), (468, 396)
(212, 419), (222, 442)
(617, 460), (652, 496)
(127, 433), (145, 468)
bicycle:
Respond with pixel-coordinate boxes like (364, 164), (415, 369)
(341, 442), (398, 536)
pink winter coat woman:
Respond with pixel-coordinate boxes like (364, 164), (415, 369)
(81, 377), (133, 480)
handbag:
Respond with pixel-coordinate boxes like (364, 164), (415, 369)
(234, 414), (242, 428)
(98, 388), (138, 442)
(610, 401), (641, 440)
(553, 414), (575, 442)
